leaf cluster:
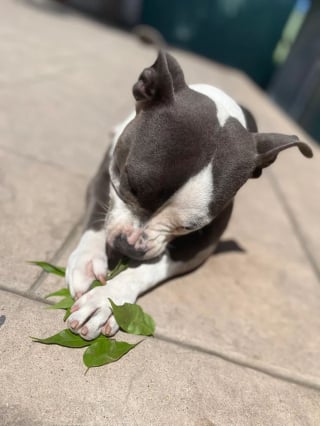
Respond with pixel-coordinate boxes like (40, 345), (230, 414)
(30, 260), (155, 369)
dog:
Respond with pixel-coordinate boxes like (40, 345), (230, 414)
(65, 51), (313, 340)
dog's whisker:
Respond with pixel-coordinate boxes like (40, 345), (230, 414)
(88, 218), (107, 227)
(96, 199), (110, 214)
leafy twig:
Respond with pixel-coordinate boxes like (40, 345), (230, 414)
(30, 260), (155, 368)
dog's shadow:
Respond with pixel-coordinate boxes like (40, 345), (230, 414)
(136, 239), (246, 297)
(213, 239), (245, 256)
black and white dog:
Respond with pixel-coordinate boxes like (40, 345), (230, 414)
(66, 51), (313, 340)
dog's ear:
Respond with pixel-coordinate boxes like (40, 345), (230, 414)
(132, 51), (186, 104)
(251, 133), (313, 178)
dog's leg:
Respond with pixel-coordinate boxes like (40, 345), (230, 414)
(66, 114), (136, 298)
(67, 202), (233, 340)
(66, 149), (111, 299)
(66, 247), (210, 340)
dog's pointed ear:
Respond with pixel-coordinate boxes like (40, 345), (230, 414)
(132, 51), (186, 104)
(251, 133), (313, 178)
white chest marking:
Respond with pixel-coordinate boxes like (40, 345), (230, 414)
(149, 162), (214, 231)
(190, 84), (246, 127)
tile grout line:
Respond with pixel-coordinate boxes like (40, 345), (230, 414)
(27, 218), (83, 293)
(0, 285), (53, 306)
(0, 144), (89, 180)
(155, 333), (320, 392)
(2, 281), (320, 394)
(267, 170), (320, 283)
(2, 281), (320, 392)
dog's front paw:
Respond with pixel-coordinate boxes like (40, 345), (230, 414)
(67, 282), (137, 340)
(66, 230), (107, 299)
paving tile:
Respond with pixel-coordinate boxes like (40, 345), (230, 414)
(0, 1), (85, 86)
(219, 73), (320, 273)
(0, 0), (141, 87)
(1, 291), (320, 426)
(0, 148), (86, 292)
(267, 148), (320, 277)
(0, 47), (158, 176)
(0, 1), (155, 176)
(0, 1), (153, 176)
(0, 74), (116, 177)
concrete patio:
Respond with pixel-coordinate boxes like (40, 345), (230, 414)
(1, 0), (320, 424)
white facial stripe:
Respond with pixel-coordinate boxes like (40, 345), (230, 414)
(190, 84), (246, 127)
(171, 162), (213, 217)
(148, 163), (214, 232)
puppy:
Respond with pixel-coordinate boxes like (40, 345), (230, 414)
(66, 51), (313, 340)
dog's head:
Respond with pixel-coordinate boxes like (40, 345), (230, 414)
(106, 52), (313, 260)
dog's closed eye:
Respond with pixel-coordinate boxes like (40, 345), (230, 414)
(175, 224), (197, 234)
(129, 182), (138, 197)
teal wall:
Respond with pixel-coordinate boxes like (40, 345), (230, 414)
(142, 0), (295, 87)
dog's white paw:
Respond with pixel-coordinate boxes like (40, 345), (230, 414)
(66, 230), (107, 299)
(67, 280), (137, 340)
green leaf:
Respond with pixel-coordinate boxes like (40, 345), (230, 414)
(47, 296), (74, 310)
(83, 338), (138, 368)
(29, 261), (65, 277)
(109, 299), (155, 336)
(45, 288), (71, 298)
(30, 258), (152, 368)
(107, 258), (129, 280)
(90, 280), (103, 289)
(31, 329), (92, 348)
(63, 308), (72, 321)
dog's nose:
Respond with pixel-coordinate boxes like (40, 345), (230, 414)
(113, 234), (146, 259)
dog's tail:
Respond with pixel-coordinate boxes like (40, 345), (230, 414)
(132, 24), (167, 49)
